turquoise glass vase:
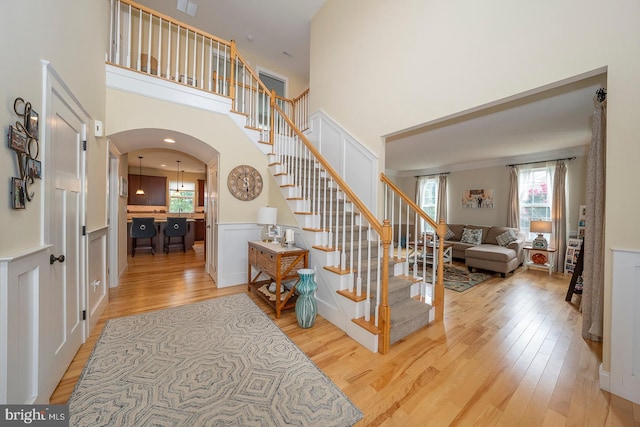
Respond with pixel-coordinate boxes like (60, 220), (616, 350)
(295, 268), (317, 328)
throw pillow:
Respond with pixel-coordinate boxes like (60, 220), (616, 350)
(460, 228), (483, 245)
(444, 227), (456, 240)
(496, 230), (518, 247)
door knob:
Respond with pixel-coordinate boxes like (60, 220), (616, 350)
(50, 254), (65, 265)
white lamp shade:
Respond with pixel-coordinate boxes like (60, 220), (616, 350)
(257, 207), (277, 225)
(530, 220), (552, 234)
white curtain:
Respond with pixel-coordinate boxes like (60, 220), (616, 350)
(582, 98), (606, 342)
(416, 176), (430, 235)
(507, 166), (519, 228)
(551, 161), (567, 272)
(437, 174), (448, 224)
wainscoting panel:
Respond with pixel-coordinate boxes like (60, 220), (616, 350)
(0, 246), (50, 404)
(611, 248), (640, 404)
(307, 111), (378, 212)
(87, 228), (109, 335)
(217, 224), (261, 287)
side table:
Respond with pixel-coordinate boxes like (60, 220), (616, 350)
(247, 241), (309, 318)
(523, 246), (556, 275)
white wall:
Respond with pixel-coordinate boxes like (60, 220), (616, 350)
(310, 0), (640, 373)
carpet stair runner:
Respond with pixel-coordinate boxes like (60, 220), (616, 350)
(270, 154), (433, 349)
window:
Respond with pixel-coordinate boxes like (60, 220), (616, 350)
(417, 176), (438, 233)
(169, 180), (195, 213)
(518, 166), (553, 239)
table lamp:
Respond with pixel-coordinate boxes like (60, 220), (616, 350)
(530, 220), (552, 249)
(257, 207), (278, 242)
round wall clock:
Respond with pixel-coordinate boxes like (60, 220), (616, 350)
(227, 165), (263, 201)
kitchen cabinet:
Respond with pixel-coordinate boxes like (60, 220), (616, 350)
(197, 179), (205, 207)
(128, 175), (167, 206)
(194, 219), (205, 241)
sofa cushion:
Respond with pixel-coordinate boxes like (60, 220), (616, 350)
(446, 224), (466, 241)
(444, 227), (456, 240)
(496, 230), (517, 247)
(460, 228), (483, 245)
(465, 244), (517, 263)
(485, 226), (519, 245)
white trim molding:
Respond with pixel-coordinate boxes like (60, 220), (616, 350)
(609, 248), (640, 404)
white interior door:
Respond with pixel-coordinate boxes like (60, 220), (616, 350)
(206, 158), (218, 283)
(47, 87), (85, 388)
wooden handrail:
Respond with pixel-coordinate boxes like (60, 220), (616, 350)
(380, 173), (445, 321)
(292, 88), (310, 103)
(272, 103), (383, 236)
(272, 103), (393, 353)
(380, 174), (443, 233)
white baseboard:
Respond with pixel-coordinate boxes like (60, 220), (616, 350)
(599, 363), (611, 392)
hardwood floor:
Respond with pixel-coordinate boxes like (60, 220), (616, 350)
(51, 245), (640, 426)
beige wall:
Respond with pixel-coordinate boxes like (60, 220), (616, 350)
(311, 0), (640, 373)
(0, 1), (109, 257)
(389, 156), (587, 235)
(106, 89), (296, 226)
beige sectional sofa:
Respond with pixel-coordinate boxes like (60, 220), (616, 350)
(442, 224), (526, 277)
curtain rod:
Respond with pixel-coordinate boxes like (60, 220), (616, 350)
(506, 157), (575, 168)
(415, 172), (449, 178)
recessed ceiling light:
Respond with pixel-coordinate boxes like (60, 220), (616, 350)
(164, 138), (176, 143)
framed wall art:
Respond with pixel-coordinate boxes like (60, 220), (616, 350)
(12, 177), (25, 209)
(8, 126), (28, 153)
(119, 176), (128, 197)
(27, 109), (39, 140)
(462, 188), (494, 209)
(28, 158), (41, 179)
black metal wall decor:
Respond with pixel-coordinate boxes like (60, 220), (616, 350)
(8, 97), (40, 209)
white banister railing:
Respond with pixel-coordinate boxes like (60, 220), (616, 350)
(271, 102), (393, 352)
(381, 175), (446, 321)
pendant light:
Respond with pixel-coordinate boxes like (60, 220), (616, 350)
(135, 156), (145, 195)
(175, 160), (181, 195)
(181, 169), (185, 192)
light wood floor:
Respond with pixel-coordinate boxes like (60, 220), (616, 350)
(51, 244), (640, 426)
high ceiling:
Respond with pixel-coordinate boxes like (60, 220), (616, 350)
(120, 1), (606, 176)
(134, 0), (325, 81)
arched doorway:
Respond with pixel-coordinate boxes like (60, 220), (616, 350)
(107, 129), (219, 287)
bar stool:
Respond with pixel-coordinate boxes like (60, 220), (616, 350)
(131, 217), (157, 257)
(163, 217), (188, 253)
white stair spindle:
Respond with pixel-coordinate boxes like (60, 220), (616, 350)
(136, 9), (142, 70)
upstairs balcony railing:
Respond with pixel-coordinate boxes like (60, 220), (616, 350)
(109, 0), (309, 138)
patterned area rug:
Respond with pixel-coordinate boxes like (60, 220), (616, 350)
(442, 264), (493, 292)
(68, 294), (363, 426)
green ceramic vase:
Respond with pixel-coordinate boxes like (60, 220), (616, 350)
(295, 268), (317, 328)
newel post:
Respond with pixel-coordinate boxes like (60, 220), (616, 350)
(229, 40), (237, 110)
(378, 219), (392, 354)
(434, 219), (446, 321)
(269, 89), (276, 145)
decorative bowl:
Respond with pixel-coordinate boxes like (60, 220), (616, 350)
(531, 253), (548, 265)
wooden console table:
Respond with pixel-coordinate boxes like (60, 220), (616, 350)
(247, 241), (309, 318)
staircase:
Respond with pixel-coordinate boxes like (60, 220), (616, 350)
(266, 130), (437, 352)
(109, 0), (447, 354)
